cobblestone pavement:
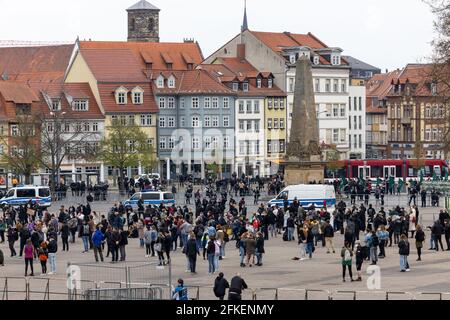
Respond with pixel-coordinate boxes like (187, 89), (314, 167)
(1, 188), (449, 300)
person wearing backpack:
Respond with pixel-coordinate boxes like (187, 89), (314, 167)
(415, 225), (425, 261)
(376, 225), (389, 258)
(341, 242), (354, 282)
(81, 221), (90, 253)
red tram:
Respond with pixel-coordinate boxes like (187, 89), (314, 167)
(325, 159), (448, 180)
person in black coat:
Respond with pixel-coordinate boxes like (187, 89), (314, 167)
(119, 229), (129, 261)
(255, 232), (265, 266)
(228, 273), (248, 301)
(185, 233), (199, 274)
(60, 222), (70, 251)
(213, 272), (229, 300)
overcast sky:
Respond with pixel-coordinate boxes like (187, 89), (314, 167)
(0, 0), (437, 71)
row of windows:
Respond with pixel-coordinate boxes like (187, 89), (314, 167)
(349, 116), (363, 131)
(159, 97), (230, 109)
(318, 104), (346, 118)
(117, 91), (143, 105)
(111, 115), (153, 126)
(238, 140), (261, 155)
(267, 118), (285, 130)
(348, 134), (363, 149)
(239, 120), (260, 133)
(312, 78), (347, 93)
(46, 122), (100, 133)
(238, 100), (260, 114)
(389, 105), (445, 119)
(159, 136), (231, 150)
(348, 97), (363, 111)
(159, 116), (230, 128)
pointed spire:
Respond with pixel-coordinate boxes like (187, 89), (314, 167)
(241, 0), (248, 32)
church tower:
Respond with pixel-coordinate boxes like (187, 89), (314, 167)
(127, 0), (160, 42)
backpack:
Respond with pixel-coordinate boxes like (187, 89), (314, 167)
(83, 225), (90, 236)
(371, 235), (379, 247)
(282, 230), (288, 241)
(344, 249), (352, 262)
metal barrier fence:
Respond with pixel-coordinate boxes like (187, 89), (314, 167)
(67, 261), (172, 300)
(3, 276), (450, 301)
(82, 286), (165, 300)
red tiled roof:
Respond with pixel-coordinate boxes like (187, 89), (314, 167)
(98, 83), (158, 113)
(0, 45), (74, 84)
(30, 82), (104, 120)
(0, 81), (40, 104)
(152, 69), (235, 95)
(202, 59), (286, 97)
(250, 31), (328, 53)
(366, 69), (402, 101)
(80, 48), (147, 82)
(79, 41), (203, 71)
(366, 106), (387, 114)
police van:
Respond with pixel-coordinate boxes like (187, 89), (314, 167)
(0, 186), (52, 208)
(268, 184), (336, 212)
(123, 191), (175, 210)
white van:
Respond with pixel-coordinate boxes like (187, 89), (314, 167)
(1, 186), (52, 208)
(123, 191), (175, 210)
(268, 184), (336, 211)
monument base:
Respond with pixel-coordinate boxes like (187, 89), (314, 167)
(282, 158), (327, 185)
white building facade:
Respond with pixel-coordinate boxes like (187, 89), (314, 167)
(348, 85), (366, 159)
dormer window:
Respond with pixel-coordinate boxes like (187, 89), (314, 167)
(268, 78), (273, 88)
(51, 99), (61, 111)
(187, 63), (193, 70)
(156, 75), (165, 88)
(289, 54), (296, 64)
(115, 87), (128, 105)
(243, 82), (249, 92)
(131, 87), (144, 105)
(232, 82), (239, 91)
(431, 83), (438, 95)
(313, 55), (320, 65)
(257, 78), (262, 88)
(331, 53), (341, 66)
(168, 76), (176, 88)
(73, 99), (88, 111)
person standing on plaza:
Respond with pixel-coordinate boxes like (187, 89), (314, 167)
(110, 227), (121, 262)
(81, 220), (90, 253)
(60, 222), (69, 252)
(415, 224), (425, 261)
(143, 224), (152, 257)
(92, 225), (105, 263)
(7, 226), (18, 257)
(0, 218), (6, 243)
(185, 231), (199, 274)
(119, 228), (129, 261)
(38, 241), (48, 275)
(323, 220), (335, 254)
(431, 220), (444, 251)
(47, 236), (57, 275)
(366, 230), (379, 265)
(244, 233), (256, 267)
(24, 239), (34, 276)
(354, 241), (364, 281)
(228, 273), (248, 301)
(207, 236), (216, 274)
(398, 234), (410, 272)
(341, 242), (354, 282)
(376, 225), (389, 258)
(213, 272), (229, 300)
(255, 232), (265, 266)
(172, 278), (189, 300)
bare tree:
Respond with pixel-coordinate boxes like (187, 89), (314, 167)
(0, 114), (40, 184)
(37, 111), (98, 194)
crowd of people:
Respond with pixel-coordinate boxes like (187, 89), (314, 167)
(0, 172), (449, 299)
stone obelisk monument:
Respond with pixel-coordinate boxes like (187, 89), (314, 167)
(282, 55), (326, 185)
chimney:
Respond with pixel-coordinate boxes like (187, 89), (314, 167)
(237, 43), (246, 61)
(183, 38), (195, 43)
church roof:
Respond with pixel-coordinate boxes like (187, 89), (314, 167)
(127, 0), (159, 11)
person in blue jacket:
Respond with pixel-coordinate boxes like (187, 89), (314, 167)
(172, 278), (188, 300)
(92, 225), (105, 262)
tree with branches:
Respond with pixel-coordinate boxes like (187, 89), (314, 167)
(99, 121), (153, 193)
(37, 111), (98, 194)
(427, 0), (450, 153)
(1, 114), (40, 184)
